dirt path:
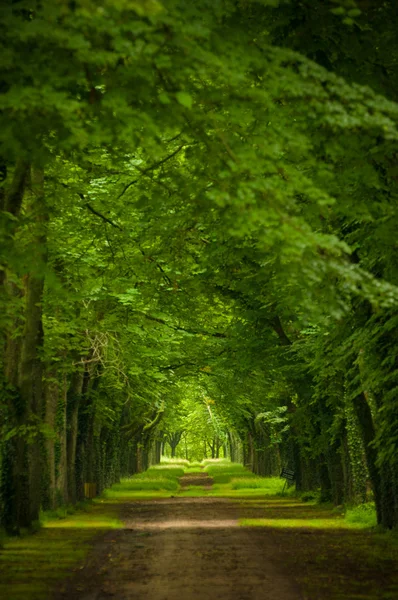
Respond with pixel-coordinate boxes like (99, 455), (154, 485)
(178, 470), (214, 489)
(54, 496), (302, 600)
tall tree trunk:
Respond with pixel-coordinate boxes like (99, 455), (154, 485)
(155, 440), (161, 464)
(185, 436), (189, 461)
(319, 458), (332, 502)
(17, 166), (47, 525)
(75, 363), (100, 500)
(227, 431), (235, 462)
(0, 159), (30, 287)
(43, 371), (58, 510)
(292, 438), (303, 491)
(1, 166), (47, 531)
(1, 161), (31, 534)
(327, 438), (345, 505)
(136, 442), (143, 473)
(55, 372), (68, 505)
(66, 369), (84, 504)
(43, 368), (68, 509)
(351, 392), (383, 523)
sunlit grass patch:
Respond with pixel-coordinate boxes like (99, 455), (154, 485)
(186, 461), (202, 469)
(0, 501), (122, 600)
(345, 502), (377, 528)
(212, 471), (255, 483)
(160, 457), (190, 467)
(44, 508), (122, 530)
(145, 466), (185, 478)
(239, 517), (353, 529)
(102, 488), (173, 500)
(101, 466), (184, 495)
(231, 476), (285, 494)
(201, 458), (230, 466)
(183, 467), (204, 474)
(102, 468), (184, 498)
(204, 462), (246, 475)
(204, 462), (250, 484)
(238, 496), (377, 530)
(196, 473), (290, 497)
(104, 477), (179, 494)
(40, 500), (92, 523)
(201, 461), (253, 486)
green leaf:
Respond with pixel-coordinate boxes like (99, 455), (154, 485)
(175, 92), (193, 109)
(158, 92), (171, 104)
(330, 7), (345, 16)
(347, 9), (361, 18)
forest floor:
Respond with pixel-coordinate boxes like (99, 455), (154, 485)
(2, 472), (398, 600)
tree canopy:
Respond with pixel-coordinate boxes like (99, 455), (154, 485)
(1, 0), (398, 532)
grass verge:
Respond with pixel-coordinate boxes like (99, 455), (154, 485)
(236, 496), (398, 599)
(0, 501), (122, 600)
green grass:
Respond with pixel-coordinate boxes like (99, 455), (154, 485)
(44, 507), (122, 530)
(238, 497), (398, 600)
(104, 478), (179, 493)
(0, 468), (304, 600)
(0, 470), (185, 599)
(39, 499), (92, 522)
(203, 461), (246, 475)
(145, 466), (185, 478)
(204, 462), (250, 484)
(201, 458), (230, 467)
(231, 476), (285, 493)
(0, 468), (394, 600)
(240, 516), (352, 529)
(212, 471), (255, 484)
(103, 488), (174, 500)
(101, 467), (184, 497)
(184, 467), (203, 475)
(345, 502), (377, 528)
(101, 466), (184, 498)
(160, 457), (190, 467)
(202, 462), (283, 487)
(238, 498), (377, 530)
(0, 501), (122, 600)
(186, 461), (202, 469)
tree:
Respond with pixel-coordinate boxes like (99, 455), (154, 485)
(1, 0), (398, 531)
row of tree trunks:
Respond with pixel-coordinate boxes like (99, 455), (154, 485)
(1, 165), (48, 532)
(207, 435), (223, 459)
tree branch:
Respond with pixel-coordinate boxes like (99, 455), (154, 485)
(84, 200), (122, 230)
(117, 145), (185, 200)
(133, 310), (227, 338)
(270, 315), (292, 347)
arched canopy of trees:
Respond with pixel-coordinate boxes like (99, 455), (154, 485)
(1, 0), (398, 532)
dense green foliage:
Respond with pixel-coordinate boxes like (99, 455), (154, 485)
(1, 0), (398, 533)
